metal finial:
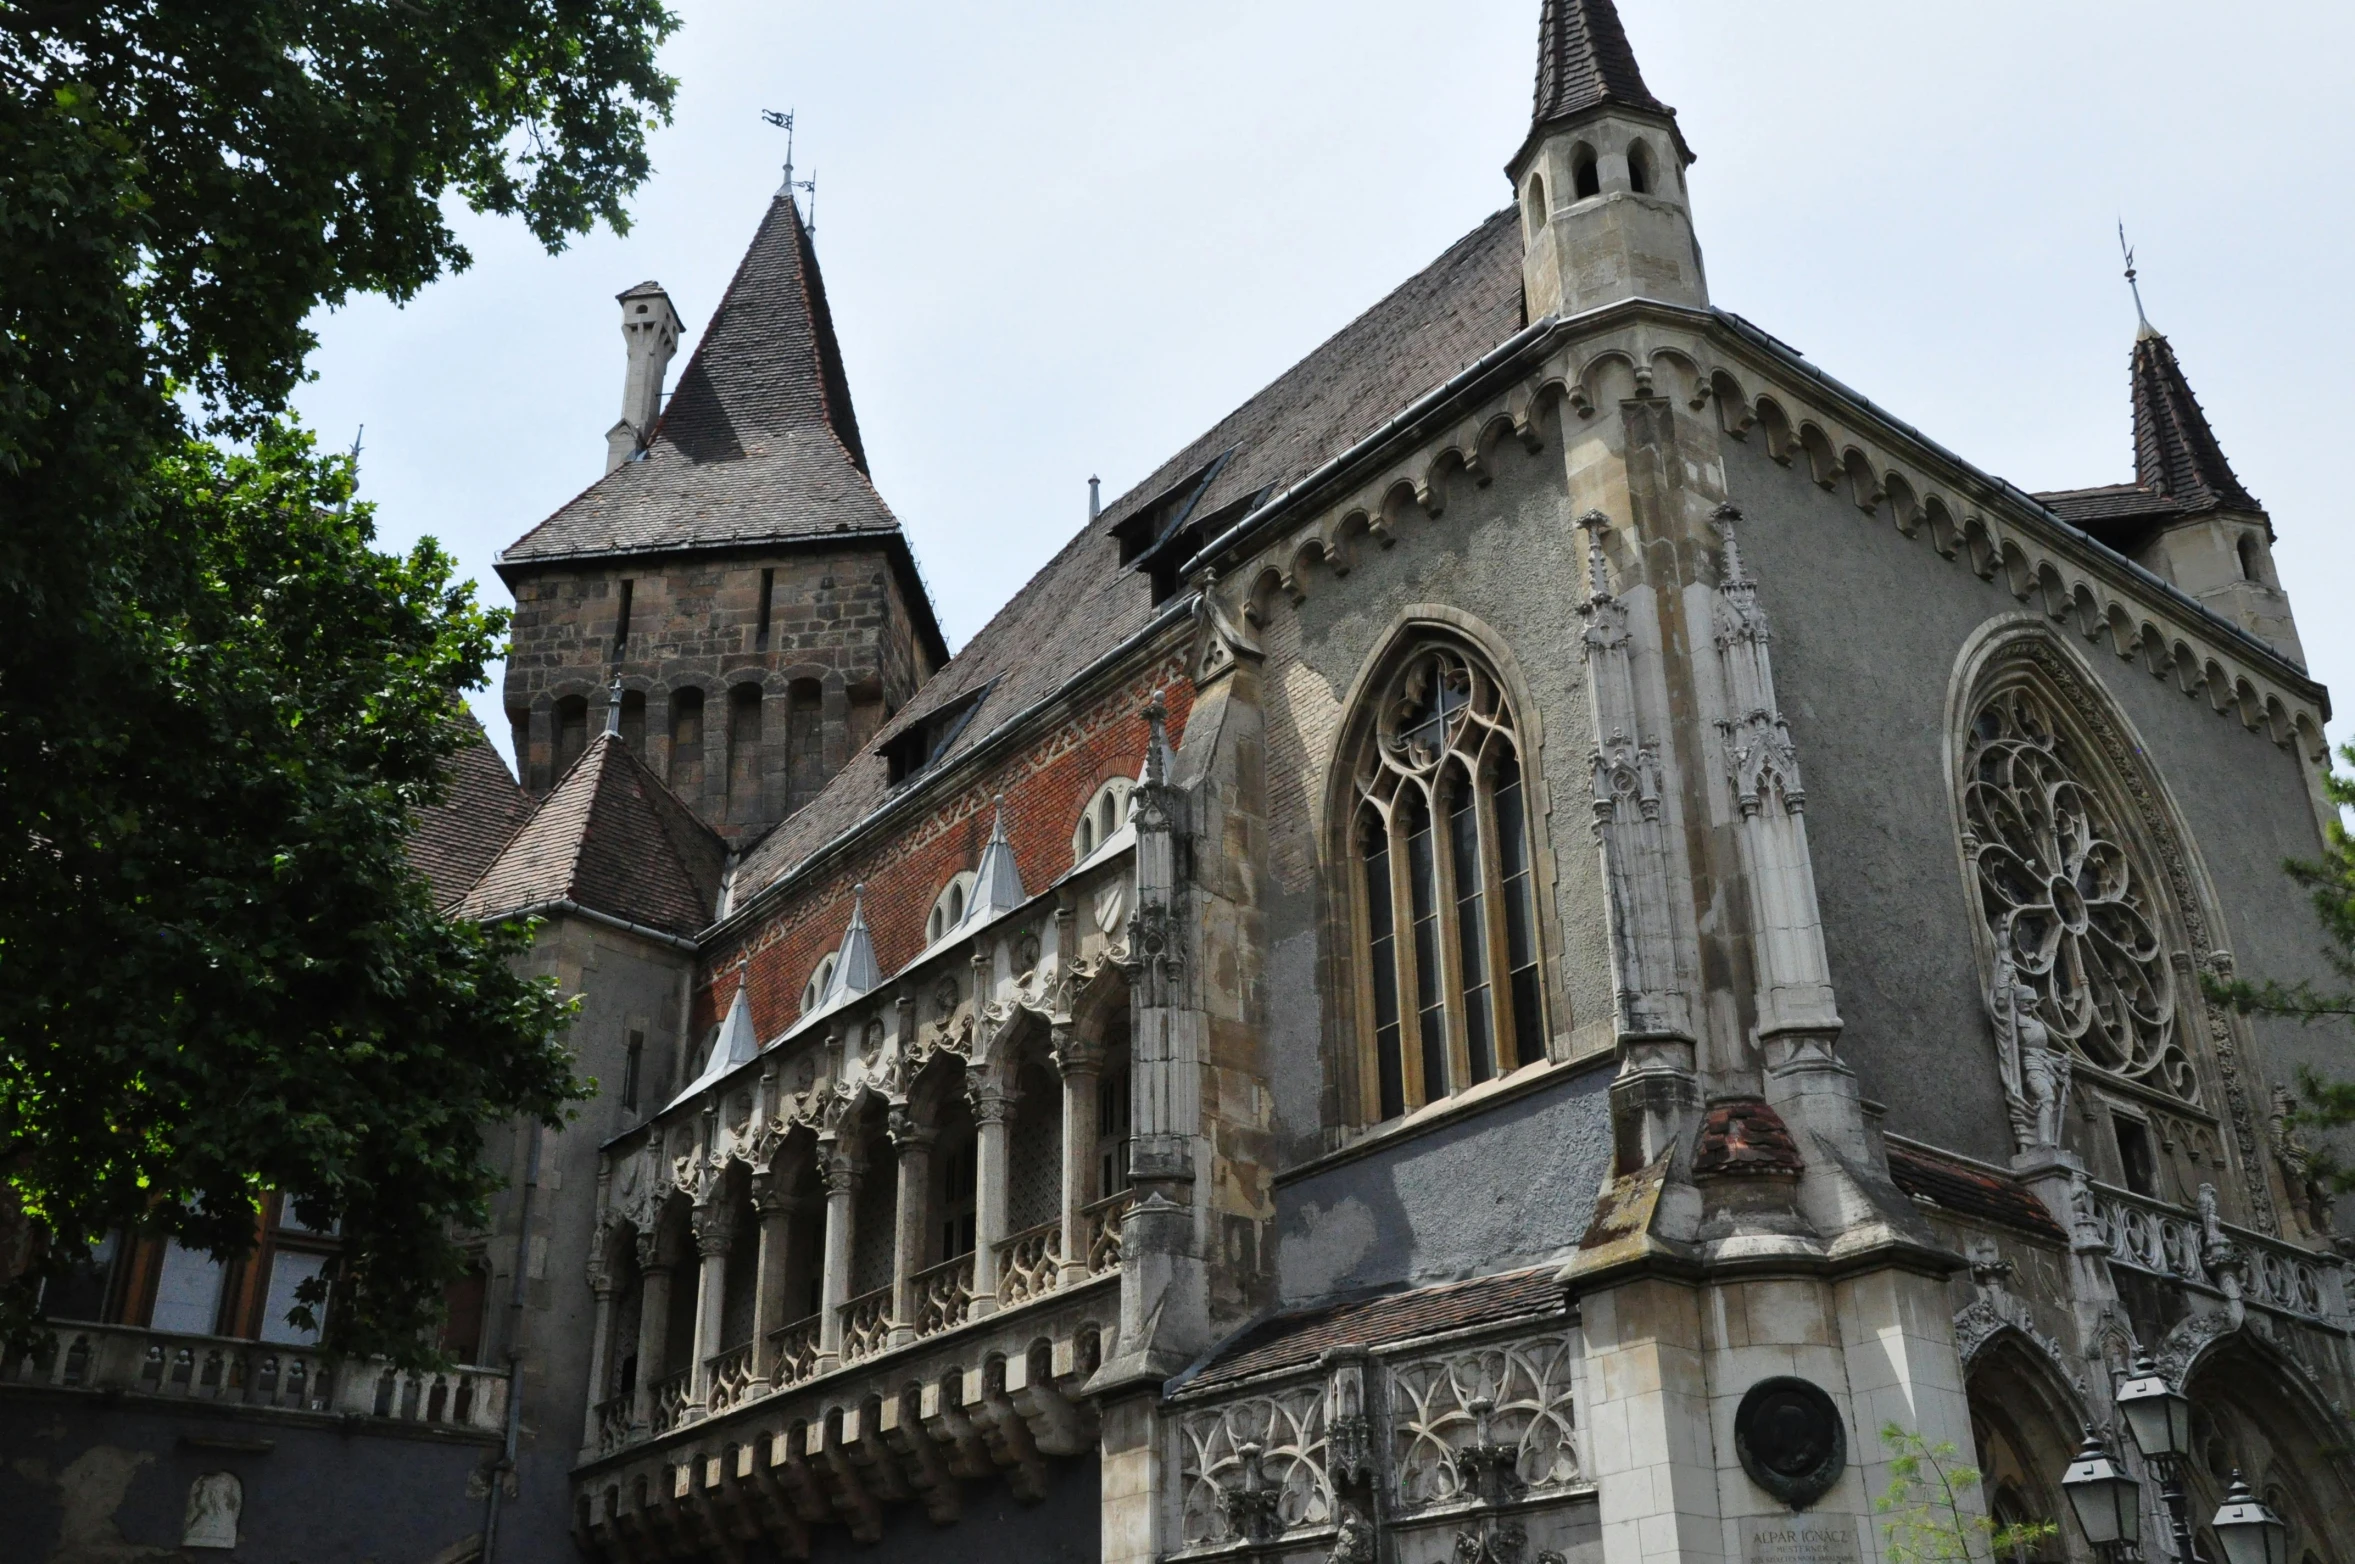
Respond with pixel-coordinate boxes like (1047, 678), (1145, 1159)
(1576, 509), (1613, 600)
(604, 673), (625, 737)
(2118, 221), (2151, 332)
(764, 108), (818, 229)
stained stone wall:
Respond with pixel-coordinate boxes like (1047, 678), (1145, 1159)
(501, 542), (935, 841)
(1720, 422), (2341, 1230)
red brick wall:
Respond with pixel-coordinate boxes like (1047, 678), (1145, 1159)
(693, 655), (1196, 1041)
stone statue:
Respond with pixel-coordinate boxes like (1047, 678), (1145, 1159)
(1990, 948), (2071, 1152)
(2269, 1083), (2337, 1239)
(182, 1471), (241, 1550)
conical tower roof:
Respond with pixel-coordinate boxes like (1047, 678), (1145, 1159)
(2130, 326), (2260, 514)
(501, 193), (908, 568)
(1511, 0), (1689, 177)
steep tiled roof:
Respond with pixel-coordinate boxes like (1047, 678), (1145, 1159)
(1885, 1139), (2067, 1243)
(459, 733), (726, 938)
(1693, 1097), (1804, 1178)
(1531, 0), (1673, 128)
(410, 714), (534, 912)
(2035, 481), (2185, 528)
(1188, 1268), (1564, 1391)
(727, 207), (1529, 907)
(2130, 326), (2259, 514)
(502, 194), (898, 567)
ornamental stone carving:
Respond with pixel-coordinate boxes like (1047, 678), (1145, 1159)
(1177, 1387), (1334, 1548)
(1387, 1334), (1578, 1512)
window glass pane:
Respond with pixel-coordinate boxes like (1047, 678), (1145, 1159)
(1362, 818), (1405, 1120)
(1494, 754), (1546, 1066)
(150, 1241), (226, 1336)
(259, 1250), (329, 1344)
(1450, 776), (1494, 1084)
(1404, 795), (1448, 1101)
(41, 1232), (116, 1323)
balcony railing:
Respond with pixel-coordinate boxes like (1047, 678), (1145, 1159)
(839, 1287), (892, 1366)
(1082, 1190), (1131, 1275)
(996, 1220), (1062, 1308)
(2086, 1181), (2344, 1324)
(594, 1391), (633, 1456)
(705, 1341), (757, 1415)
(649, 1369), (691, 1436)
(769, 1314), (822, 1390)
(911, 1254), (973, 1336)
(0, 1321), (506, 1433)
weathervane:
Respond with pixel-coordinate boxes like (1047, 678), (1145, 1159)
(2118, 221), (2150, 330)
(762, 108), (818, 232)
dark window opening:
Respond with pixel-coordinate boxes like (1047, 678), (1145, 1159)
(755, 568), (776, 651)
(2237, 534), (2262, 583)
(1098, 1073), (1132, 1197)
(1572, 146), (1600, 199)
(2115, 1114), (2158, 1196)
(439, 1265), (487, 1363)
(1627, 140), (1653, 194)
(669, 688), (705, 798)
(880, 681), (995, 785)
(612, 578), (635, 658)
(939, 1141), (978, 1262)
(621, 1031), (644, 1111)
(617, 689), (646, 752)
(554, 696), (590, 780)
(1526, 173), (1548, 227)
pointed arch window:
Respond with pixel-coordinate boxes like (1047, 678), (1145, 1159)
(1349, 640), (1547, 1121)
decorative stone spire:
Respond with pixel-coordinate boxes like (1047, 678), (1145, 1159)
(1509, 0), (1705, 320)
(2130, 327), (2260, 515)
(965, 796), (1028, 925)
(817, 884), (880, 1009)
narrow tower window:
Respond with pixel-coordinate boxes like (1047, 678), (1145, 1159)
(621, 1030), (645, 1112)
(1572, 145), (1600, 200)
(727, 684), (764, 821)
(2237, 533), (2262, 583)
(669, 687), (706, 797)
(612, 578), (635, 658)
(755, 568), (776, 650)
(1627, 139), (1654, 194)
(1525, 173), (1548, 231)
(554, 695), (590, 779)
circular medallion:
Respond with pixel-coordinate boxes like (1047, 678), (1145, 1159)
(1734, 1376), (1846, 1510)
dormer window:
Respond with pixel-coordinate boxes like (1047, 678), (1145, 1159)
(927, 871), (977, 945)
(1072, 777), (1135, 863)
(880, 682), (995, 786)
(801, 953), (839, 1015)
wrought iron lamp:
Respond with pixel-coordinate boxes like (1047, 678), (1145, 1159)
(2208, 1473), (2287, 1564)
(2114, 1354), (2198, 1562)
(2061, 1428), (2142, 1559)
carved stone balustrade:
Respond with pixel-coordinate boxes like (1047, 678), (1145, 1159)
(1167, 1305), (1589, 1564)
(573, 1278), (1117, 1563)
(770, 1315), (822, 1390)
(650, 1369), (692, 1436)
(594, 1393), (633, 1457)
(2086, 1180), (2348, 1326)
(839, 1287), (893, 1366)
(995, 1220), (1062, 1309)
(912, 1255), (974, 1335)
(1083, 1191), (1131, 1275)
(705, 1342), (758, 1415)
(1, 1321), (507, 1437)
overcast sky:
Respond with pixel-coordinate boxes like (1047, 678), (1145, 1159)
(293, 1), (2355, 766)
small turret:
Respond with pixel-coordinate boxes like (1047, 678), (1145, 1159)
(1507, 0), (1705, 320)
(605, 281), (684, 473)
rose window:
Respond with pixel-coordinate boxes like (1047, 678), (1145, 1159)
(1961, 687), (2191, 1098)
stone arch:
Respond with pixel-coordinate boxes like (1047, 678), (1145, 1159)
(1964, 1329), (2085, 1559)
(1944, 617), (2273, 1223)
(2174, 1333), (2355, 1564)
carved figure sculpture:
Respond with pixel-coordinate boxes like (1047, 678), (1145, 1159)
(2269, 1083), (2337, 1239)
(1989, 948), (2072, 1152)
(182, 1471), (241, 1550)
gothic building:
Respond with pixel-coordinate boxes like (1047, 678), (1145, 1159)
(10, 3), (2352, 1561)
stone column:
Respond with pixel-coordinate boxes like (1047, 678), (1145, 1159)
(967, 1080), (1018, 1318)
(580, 1266), (619, 1453)
(628, 1231), (673, 1433)
(887, 1109), (934, 1347)
(748, 1174), (795, 1382)
(686, 1201), (735, 1413)
(814, 1149), (858, 1371)
(1052, 1026), (1103, 1285)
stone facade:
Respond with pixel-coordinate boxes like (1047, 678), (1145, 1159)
(15, 3), (2355, 1561)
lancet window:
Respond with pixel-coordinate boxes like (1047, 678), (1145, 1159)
(1960, 680), (2192, 1100)
(1348, 638), (1546, 1121)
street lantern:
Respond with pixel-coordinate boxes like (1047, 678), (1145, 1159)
(2061, 1429), (2142, 1550)
(2114, 1354), (2193, 1463)
(2210, 1472), (2288, 1564)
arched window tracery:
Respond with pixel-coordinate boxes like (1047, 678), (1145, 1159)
(1960, 679), (2192, 1100)
(1347, 639), (1546, 1121)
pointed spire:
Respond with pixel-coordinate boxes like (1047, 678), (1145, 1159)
(965, 796), (1028, 924)
(819, 884), (881, 1007)
(1530, 0), (1676, 135)
(604, 672), (625, 737)
(2131, 327), (2260, 514)
(1577, 509), (1615, 601)
(1140, 694), (1175, 788)
(706, 979), (760, 1075)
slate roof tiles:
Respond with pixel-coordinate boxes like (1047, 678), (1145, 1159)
(1187, 1266), (1565, 1391)
(409, 715), (535, 912)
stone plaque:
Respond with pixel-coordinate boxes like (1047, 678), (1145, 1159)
(1744, 1517), (1862, 1564)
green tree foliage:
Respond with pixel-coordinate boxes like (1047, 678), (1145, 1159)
(2206, 748), (2355, 1192)
(1875, 1424), (2058, 1564)
(0, 1), (677, 1362)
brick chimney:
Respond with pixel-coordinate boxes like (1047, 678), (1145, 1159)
(605, 281), (683, 473)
